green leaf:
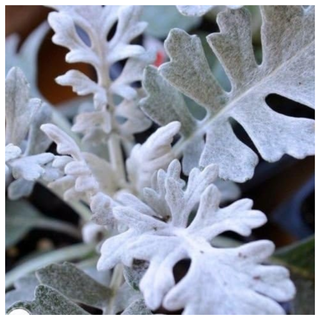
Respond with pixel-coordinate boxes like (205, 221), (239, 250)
(274, 236), (314, 315)
(290, 275), (314, 315)
(36, 262), (111, 311)
(8, 285), (89, 315)
(275, 236), (314, 277)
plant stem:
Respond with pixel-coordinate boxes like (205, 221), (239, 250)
(93, 36), (128, 190)
(105, 264), (124, 315)
(110, 264), (124, 291)
(108, 133), (126, 187)
(6, 243), (96, 289)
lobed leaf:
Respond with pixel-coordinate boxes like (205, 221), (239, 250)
(141, 6), (315, 182)
(98, 160), (295, 314)
(49, 5), (155, 143)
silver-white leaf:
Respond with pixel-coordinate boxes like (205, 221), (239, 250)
(9, 153), (54, 181)
(142, 6), (315, 182)
(6, 67), (33, 146)
(98, 160), (295, 314)
(56, 70), (107, 110)
(5, 67), (53, 199)
(41, 123), (118, 230)
(49, 5), (154, 144)
(126, 121), (181, 192)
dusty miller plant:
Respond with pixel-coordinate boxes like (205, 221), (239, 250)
(5, 5), (314, 315)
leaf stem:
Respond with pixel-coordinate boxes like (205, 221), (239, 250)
(35, 219), (81, 240)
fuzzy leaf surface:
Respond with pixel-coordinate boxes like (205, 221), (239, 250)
(49, 5), (154, 143)
(126, 121), (181, 191)
(5, 67), (53, 199)
(41, 124), (116, 202)
(121, 298), (152, 315)
(98, 160), (294, 314)
(8, 285), (89, 315)
(141, 6), (315, 182)
(36, 262), (111, 311)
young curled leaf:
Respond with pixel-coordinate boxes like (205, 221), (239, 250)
(126, 121), (181, 192)
(41, 124), (116, 203)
